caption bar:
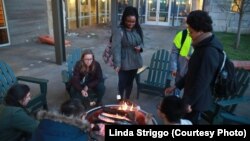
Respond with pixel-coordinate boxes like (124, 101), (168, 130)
(105, 125), (249, 140)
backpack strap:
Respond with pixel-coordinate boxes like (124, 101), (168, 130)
(219, 51), (227, 73)
(212, 46), (227, 73)
(179, 29), (188, 52)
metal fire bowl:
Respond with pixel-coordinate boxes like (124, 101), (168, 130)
(86, 104), (158, 125)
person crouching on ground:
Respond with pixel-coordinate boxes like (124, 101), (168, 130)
(0, 84), (39, 141)
(69, 49), (105, 108)
(157, 95), (192, 125)
(31, 99), (90, 141)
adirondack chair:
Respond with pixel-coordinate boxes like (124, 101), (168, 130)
(220, 109), (250, 124)
(0, 60), (49, 113)
(61, 48), (83, 91)
(201, 68), (250, 124)
(136, 49), (172, 99)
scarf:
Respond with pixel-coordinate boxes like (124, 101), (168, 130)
(192, 32), (212, 46)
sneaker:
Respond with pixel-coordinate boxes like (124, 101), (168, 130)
(116, 94), (121, 100)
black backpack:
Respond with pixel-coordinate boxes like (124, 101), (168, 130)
(213, 50), (239, 98)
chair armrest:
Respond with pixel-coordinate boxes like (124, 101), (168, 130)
(216, 96), (250, 107)
(17, 76), (49, 84)
(137, 66), (148, 75)
(220, 112), (250, 124)
(61, 70), (70, 83)
(136, 66), (148, 85)
(17, 76), (49, 97)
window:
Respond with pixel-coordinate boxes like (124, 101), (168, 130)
(0, 0), (10, 47)
(231, 0), (241, 12)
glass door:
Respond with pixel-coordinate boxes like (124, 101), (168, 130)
(98, 0), (111, 24)
(0, 0), (10, 47)
(145, 0), (170, 26)
(79, 0), (93, 27)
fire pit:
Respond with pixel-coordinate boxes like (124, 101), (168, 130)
(86, 102), (157, 139)
(86, 103), (158, 125)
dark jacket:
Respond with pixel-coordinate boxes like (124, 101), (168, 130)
(70, 61), (104, 92)
(31, 110), (90, 141)
(0, 105), (39, 141)
(176, 34), (222, 111)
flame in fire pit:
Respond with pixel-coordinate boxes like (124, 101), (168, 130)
(118, 102), (138, 111)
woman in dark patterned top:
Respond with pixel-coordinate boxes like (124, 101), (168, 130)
(70, 49), (105, 108)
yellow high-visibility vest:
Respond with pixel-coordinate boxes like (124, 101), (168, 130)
(173, 30), (192, 57)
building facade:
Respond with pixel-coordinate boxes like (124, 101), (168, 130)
(1, 0), (249, 47)
(1, 0), (49, 47)
(64, 0), (203, 29)
(203, 0), (250, 33)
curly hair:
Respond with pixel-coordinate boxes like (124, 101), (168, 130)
(186, 10), (213, 32)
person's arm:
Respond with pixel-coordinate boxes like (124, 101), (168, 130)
(135, 31), (144, 52)
(170, 44), (180, 77)
(86, 62), (103, 89)
(71, 61), (84, 92)
(112, 28), (123, 70)
(11, 108), (39, 134)
(175, 74), (186, 89)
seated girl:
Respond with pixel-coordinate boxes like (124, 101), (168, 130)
(69, 49), (105, 108)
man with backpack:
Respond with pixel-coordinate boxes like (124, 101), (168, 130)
(169, 28), (192, 97)
(165, 10), (224, 124)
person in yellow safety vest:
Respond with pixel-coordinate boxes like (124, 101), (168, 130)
(170, 28), (192, 97)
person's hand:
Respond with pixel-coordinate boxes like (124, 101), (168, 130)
(81, 90), (88, 97)
(186, 105), (192, 113)
(164, 86), (176, 96)
(172, 71), (177, 77)
(84, 86), (88, 92)
(115, 67), (120, 73)
(134, 46), (141, 53)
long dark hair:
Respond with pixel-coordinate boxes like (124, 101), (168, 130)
(120, 6), (143, 43)
(5, 84), (30, 113)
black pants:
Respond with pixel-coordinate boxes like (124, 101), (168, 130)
(70, 82), (105, 108)
(118, 69), (138, 99)
(185, 110), (201, 125)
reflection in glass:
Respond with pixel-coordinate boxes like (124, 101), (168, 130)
(0, 0), (6, 27)
(0, 28), (8, 44)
